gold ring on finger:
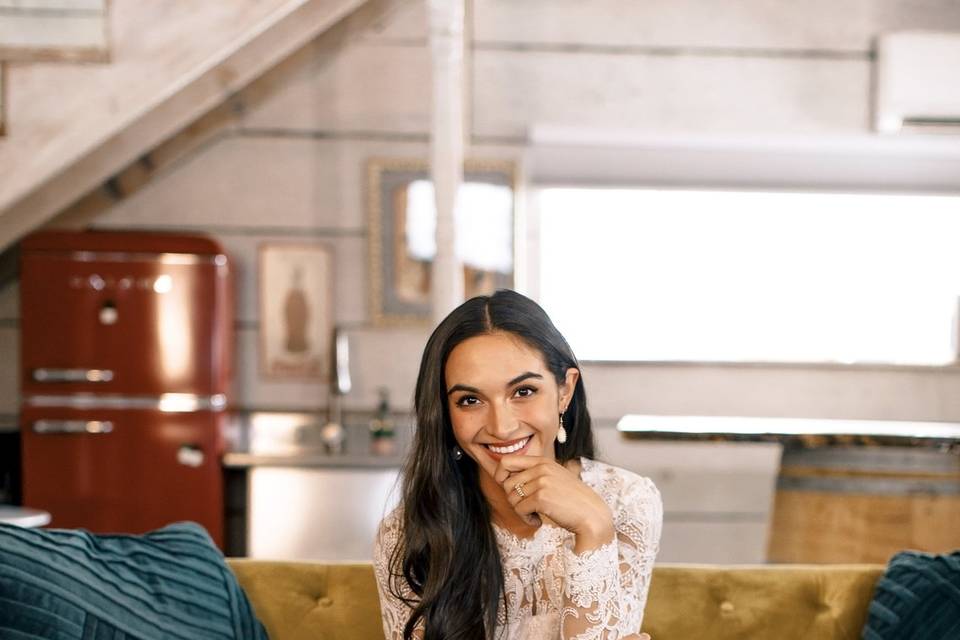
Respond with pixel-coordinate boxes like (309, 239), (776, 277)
(514, 482), (526, 499)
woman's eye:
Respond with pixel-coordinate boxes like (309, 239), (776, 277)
(514, 386), (537, 398)
(456, 395), (480, 407)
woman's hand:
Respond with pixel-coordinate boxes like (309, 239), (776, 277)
(494, 455), (615, 552)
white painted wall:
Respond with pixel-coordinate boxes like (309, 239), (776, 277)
(6, 0), (960, 562)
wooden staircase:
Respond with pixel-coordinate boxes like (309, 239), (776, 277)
(0, 0), (367, 253)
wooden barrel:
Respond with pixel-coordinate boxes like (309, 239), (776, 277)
(767, 446), (960, 563)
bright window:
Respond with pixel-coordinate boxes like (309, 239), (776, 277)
(538, 187), (960, 365)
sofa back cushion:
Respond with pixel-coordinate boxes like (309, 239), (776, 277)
(225, 560), (884, 640)
(228, 559), (385, 640)
(645, 564), (883, 639)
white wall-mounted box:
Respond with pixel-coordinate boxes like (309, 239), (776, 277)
(875, 31), (960, 133)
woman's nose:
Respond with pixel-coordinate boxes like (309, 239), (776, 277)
(488, 403), (520, 439)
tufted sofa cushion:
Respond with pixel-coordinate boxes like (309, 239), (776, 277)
(644, 564), (884, 639)
(225, 560), (884, 640)
(227, 560), (385, 640)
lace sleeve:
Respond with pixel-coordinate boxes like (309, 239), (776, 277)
(560, 472), (663, 640)
(373, 511), (424, 640)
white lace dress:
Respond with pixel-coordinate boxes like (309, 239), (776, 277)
(373, 458), (663, 640)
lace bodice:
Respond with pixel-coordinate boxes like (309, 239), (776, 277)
(373, 458), (663, 640)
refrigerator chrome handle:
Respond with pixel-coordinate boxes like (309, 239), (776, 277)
(32, 420), (114, 435)
(32, 368), (115, 383)
(177, 445), (205, 468)
(333, 330), (351, 394)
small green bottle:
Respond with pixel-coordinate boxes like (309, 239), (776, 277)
(370, 387), (395, 456)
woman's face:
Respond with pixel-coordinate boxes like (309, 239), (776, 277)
(444, 332), (578, 480)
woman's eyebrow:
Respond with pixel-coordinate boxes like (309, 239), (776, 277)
(447, 383), (480, 396)
(446, 372), (543, 396)
(507, 371), (543, 387)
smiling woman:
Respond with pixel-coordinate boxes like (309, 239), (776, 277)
(373, 290), (663, 640)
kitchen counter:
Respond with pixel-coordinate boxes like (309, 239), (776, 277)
(220, 411), (410, 560)
(617, 415), (960, 451)
(221, 411), (411, 469)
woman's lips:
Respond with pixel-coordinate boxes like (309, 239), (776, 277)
(482, 436), (532, 460)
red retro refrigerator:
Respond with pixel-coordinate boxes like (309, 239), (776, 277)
(19, 231), (232, 547)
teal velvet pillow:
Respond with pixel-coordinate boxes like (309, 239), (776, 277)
(0, 521), (267, 640)
(862, 549), (960, 640)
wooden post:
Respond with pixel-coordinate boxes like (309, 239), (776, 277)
(427, 0), (466, 324)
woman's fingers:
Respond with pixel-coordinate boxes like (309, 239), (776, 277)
(501, 469), (543, 504)
(493, 455), (552, 487)
(511, 492), (544, 527)
(495, 454), (544, 478)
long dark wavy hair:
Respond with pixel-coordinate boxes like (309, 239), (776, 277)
(387, 289), (596, 640)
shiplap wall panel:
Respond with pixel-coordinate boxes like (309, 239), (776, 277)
(473, 0), (960, 52)
(243, 41), (431, 134)
(243, 36), (871, 141)
(240, 41), (341, 132)
(338, 325), (430, 410)
(359, 1), (960, 51)
(231, 324), (430, 410)
(0, 0), (108, 61)
(660, 521), (770, 563)
(594, 433), (781, 513)
(358, 0), (424, 42)
(92, 136), (355, 230)
(91, 136), (436, 231)
(231, 327), (328, 409)
(473, 51), (870, 138)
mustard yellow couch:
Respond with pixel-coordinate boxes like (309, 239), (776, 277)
(226, 560), (884, 640)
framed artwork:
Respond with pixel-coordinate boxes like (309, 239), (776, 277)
(367, 158), (518, 325)
(258, 243), (333, 380)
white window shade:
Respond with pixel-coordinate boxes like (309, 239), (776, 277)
(538, 187), (960, 365)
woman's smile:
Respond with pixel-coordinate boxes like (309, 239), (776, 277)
(483, 435), (532, 458)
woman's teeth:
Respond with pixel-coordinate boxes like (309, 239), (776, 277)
(487, 437), (530, 454)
